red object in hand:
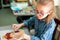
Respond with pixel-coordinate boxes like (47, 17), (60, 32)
(15, 31), (19, 33)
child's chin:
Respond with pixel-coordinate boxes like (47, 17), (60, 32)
(38, 18), (43, 20)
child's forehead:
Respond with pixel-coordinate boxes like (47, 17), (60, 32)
(35, 3), (51, 10)
(35, 4), (43, 10)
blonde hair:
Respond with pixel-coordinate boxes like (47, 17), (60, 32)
(33, 0), (56, 24)
(45, 0), (56, 24)
(39, 0), (54, 5)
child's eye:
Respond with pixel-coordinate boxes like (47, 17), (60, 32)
(35, 10), (39, 14)
(36, 11), (39, 14)
(39, 11), (44, 15)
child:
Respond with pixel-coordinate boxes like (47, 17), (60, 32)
(12, 0), (56, 40)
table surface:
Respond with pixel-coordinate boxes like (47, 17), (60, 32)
(0, 26), (29, 40)
(13, 11), (35, 16)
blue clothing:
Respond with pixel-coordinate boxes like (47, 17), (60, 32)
(24, 16), (56, 40)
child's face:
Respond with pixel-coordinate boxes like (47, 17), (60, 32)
(35, 4), (52, 20)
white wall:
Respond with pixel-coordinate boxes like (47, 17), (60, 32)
(57, 0), (60, 18)
(54, 0), (60, 18)
(54, 0), (59, 6)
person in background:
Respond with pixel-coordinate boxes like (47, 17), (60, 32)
(12, 0), (56, 40)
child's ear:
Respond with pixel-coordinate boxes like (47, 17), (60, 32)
(47, 11), (51, 15)
(48, 9), (53, 15)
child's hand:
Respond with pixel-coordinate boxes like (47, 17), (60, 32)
(11, 24), (21, 31)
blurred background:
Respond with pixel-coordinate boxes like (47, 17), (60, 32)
(0, 0), (60, 26)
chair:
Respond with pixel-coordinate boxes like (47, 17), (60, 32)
(52, 18), (60, 40)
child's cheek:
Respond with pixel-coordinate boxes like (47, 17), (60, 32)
(36, 14), (42, 19)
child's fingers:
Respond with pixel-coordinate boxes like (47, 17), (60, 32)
(11, 24), (18, 31)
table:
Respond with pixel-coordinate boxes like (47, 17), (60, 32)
(0, 27), (29, 40)
(11, 2), (35, 16)
(12, 10), (35, 16)
(11, 3), (35, 23)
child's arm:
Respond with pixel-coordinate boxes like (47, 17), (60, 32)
(12, 16), (35, 31)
